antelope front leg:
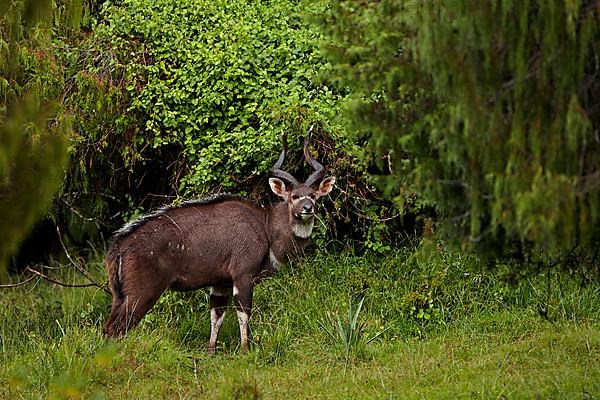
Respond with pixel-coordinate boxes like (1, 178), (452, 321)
(233, 280), (253, 353)
(207, 286), (232, 355)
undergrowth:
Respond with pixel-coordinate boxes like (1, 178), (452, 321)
(0, 247), (598, 398)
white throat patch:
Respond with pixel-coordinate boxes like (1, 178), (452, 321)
(292, 219), (314, 239)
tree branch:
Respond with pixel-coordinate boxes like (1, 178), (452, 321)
(0, 274), (38, 288)
(24, 267), (103, 289)
(55, 225), (111, 295)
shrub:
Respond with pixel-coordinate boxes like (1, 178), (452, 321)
(62, 0), (342, 202)
(47, 0), (402, 252)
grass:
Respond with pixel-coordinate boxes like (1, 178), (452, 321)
(0, 247), (599, 399)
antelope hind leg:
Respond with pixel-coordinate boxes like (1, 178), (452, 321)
(207, 286), (232, 354)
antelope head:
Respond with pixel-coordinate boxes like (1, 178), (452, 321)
(269, 130), (335, 232)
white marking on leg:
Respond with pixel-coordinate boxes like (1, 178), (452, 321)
(210, 286), (233, 297)
(209, 307), (226, 347)
(236, 310), (249, 328)
(237, 309), (250, 349)
(233, 285), (239, 297)
(269, 249), (283, 271)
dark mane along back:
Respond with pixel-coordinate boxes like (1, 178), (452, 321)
(110, 193), (248, 244)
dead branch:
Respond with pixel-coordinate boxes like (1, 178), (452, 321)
(0, 274), (38, 288)
(25, 267), (109, 293)
(0, 226), (110, 294)
(55, 225), (111, 295)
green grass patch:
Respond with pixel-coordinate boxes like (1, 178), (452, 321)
(1, 249), (598, 398)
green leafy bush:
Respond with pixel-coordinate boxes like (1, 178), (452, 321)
(62, 0), (343, 201)
(44, 0), (402, 251)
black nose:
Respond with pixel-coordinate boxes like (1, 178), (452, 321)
(303, 203), (313, 212)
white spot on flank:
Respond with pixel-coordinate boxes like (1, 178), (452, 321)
(117, 255), (123, 283)
(150, 250), (154, 256)
(181, 244), (185, 250)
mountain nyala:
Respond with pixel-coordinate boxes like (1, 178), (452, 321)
(103, 132), (335, 353)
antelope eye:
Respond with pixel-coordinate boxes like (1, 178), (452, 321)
(310, 194), (316, 199)
(291, 195), (300, 200)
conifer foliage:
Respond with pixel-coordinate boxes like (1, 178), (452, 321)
(324, 1), (600, 259)
(418, 1), (600, 254)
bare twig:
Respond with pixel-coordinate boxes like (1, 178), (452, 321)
(185, 356), (200, 384)
(55, 225), (111, 295)
(60, 198), (98, 223)
(38, 263), (68, 270)
(193, 357), (198, 383)
(385, 154), (392, 174)
(25, 267), (100, 289)
(0, 274), (38, 288)
(0, 225), (113, 295)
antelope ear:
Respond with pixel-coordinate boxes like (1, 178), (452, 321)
(316, 176), (335, 198)
(269, 178), (288, 198)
